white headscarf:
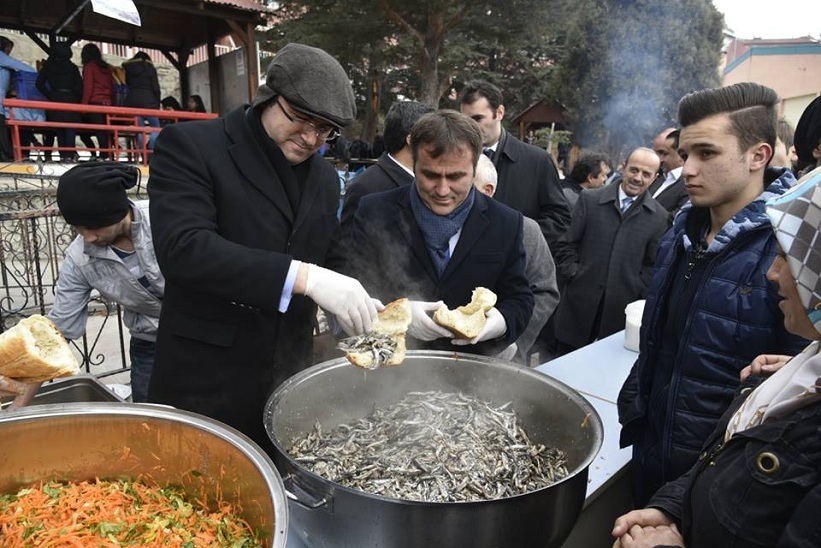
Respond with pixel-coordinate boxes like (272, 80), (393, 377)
(725, 166), (821, 440)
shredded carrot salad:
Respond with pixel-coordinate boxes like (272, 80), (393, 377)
(0, 478), (262, 547)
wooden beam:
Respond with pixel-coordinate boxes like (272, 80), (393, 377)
(206, 19), (221, 114)
(137, 0), (263, 24)
(246, 23), (258, 103)
(53, 0), (91, 35)
(226, 20), (259, 104)
(226, 19), (248, 46)
(24, 31), (50, 55)
(160, 49), (182, 72)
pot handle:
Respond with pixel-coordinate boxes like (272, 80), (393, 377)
(282, 473), (333, 511)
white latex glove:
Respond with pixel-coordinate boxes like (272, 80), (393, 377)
(495, 343), (518, 362)
(304, 265), (377, 336)
(452, 307), (507, 345)
(407, 300), (453, 341)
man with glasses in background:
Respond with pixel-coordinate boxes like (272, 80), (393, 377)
(146, 43), (377, 454)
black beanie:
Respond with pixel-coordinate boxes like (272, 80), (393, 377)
(795, 96), (821, 166)
(57, 162), (139, 228)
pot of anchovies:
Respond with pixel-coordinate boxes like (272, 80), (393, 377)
(264, 350), (603, 548)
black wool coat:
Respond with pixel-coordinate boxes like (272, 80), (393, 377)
(340, 152), (412, 241)
(147, 106), (344, 453)
(489, 130), (571, 251)
(553, 183), (669, 349)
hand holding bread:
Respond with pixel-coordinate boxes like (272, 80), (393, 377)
(338, 298), (412, 369)
(433, 287), (504, 343)
(0, 315), (79, 383)
(407, 301), (453, 341)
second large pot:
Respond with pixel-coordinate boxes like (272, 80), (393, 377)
(264, 351), (603, 548)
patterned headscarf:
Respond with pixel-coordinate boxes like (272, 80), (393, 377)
(765, 165), (821, 335)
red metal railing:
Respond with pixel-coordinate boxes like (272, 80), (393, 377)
(4, 99), (217, 165)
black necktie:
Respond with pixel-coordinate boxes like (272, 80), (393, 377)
(483, 148), (494, 159)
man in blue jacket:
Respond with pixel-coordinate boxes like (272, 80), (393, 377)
(617, 82), (809, 507)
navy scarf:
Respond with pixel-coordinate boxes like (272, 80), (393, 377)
(409, 183), (475, 279)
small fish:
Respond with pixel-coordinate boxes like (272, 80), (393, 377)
(288, 391), (568, 503)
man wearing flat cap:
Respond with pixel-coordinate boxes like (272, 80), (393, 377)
(47, 162), (163, 403)
(147, 43), (377, 452)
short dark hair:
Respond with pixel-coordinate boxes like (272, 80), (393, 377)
(383, 101), (435, 154)
(665, 129), (680, 150)
(776, 118), (794, 150)
(678, 82), (778, 152)
(569, 153), (611, 184)
(0, 36), (13, 52)
(459, 80), (504, 111)
(409, 110), (483, 169)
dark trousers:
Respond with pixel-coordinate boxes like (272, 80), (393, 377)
(84, 111), (110, 158)
(0, 116), (12, 160)
(129, 337), (155, 403)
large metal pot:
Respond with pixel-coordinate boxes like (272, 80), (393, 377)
(0, 402), (289, 547)
(265, 351), (603, 548)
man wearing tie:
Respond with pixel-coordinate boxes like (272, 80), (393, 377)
(459, 80), (570, 251)
(552, 147), (669, 355)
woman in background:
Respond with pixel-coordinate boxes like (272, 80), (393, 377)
(36, 43), (83, 162)
(80, 43), (113, 159)
(186, 94), (206, 113)
(122, 51), (160, 154)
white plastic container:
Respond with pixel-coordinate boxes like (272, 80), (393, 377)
(624, 299), (646, 352)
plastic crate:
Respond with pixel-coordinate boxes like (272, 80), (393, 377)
(14, 71), (49, 101)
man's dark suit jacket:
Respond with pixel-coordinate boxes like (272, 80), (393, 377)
(654, 176), (689, 220)
(340, 152), (412, 239)
(488, 130), (570, 250)
(648, 173), (690, 221)
(346, 185), (534, 356)
(553, 183), (669, 349)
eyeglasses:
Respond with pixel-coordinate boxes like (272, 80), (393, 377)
(275, 99), (340, 141)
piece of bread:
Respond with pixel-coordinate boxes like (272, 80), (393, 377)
(0, 315), (79, 383)
(341, 298), (412, 369)
(433, 287), (497, 339)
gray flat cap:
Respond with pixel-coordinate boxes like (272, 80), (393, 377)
(253, 43), (356, 128)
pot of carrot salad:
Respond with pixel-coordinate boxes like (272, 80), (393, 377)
(0, 402), (288, 547)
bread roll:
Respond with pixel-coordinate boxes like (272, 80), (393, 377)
(339, 298), (412, 369)
(433, 287), (497, 339)
(0, 315), (79, 383)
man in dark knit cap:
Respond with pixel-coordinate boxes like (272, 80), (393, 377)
(147, 43), (378, 453)
(47, 162), (163, 403)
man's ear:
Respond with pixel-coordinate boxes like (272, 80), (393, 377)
(481, 183), (495, 197)
(749, 142), (772, 171)
(496, 104), (505, 122)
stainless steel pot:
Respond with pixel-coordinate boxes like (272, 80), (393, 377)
(265, 351), (603, 548)
(0, 402), (288, 547)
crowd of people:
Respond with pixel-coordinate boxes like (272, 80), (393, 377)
(1, 39), (821, 545)
(0, 36), (207, 162)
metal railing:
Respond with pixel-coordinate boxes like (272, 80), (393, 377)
(4, 99), (217, 165)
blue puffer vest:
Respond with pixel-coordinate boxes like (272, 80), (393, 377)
(617, 168), (809, 494)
